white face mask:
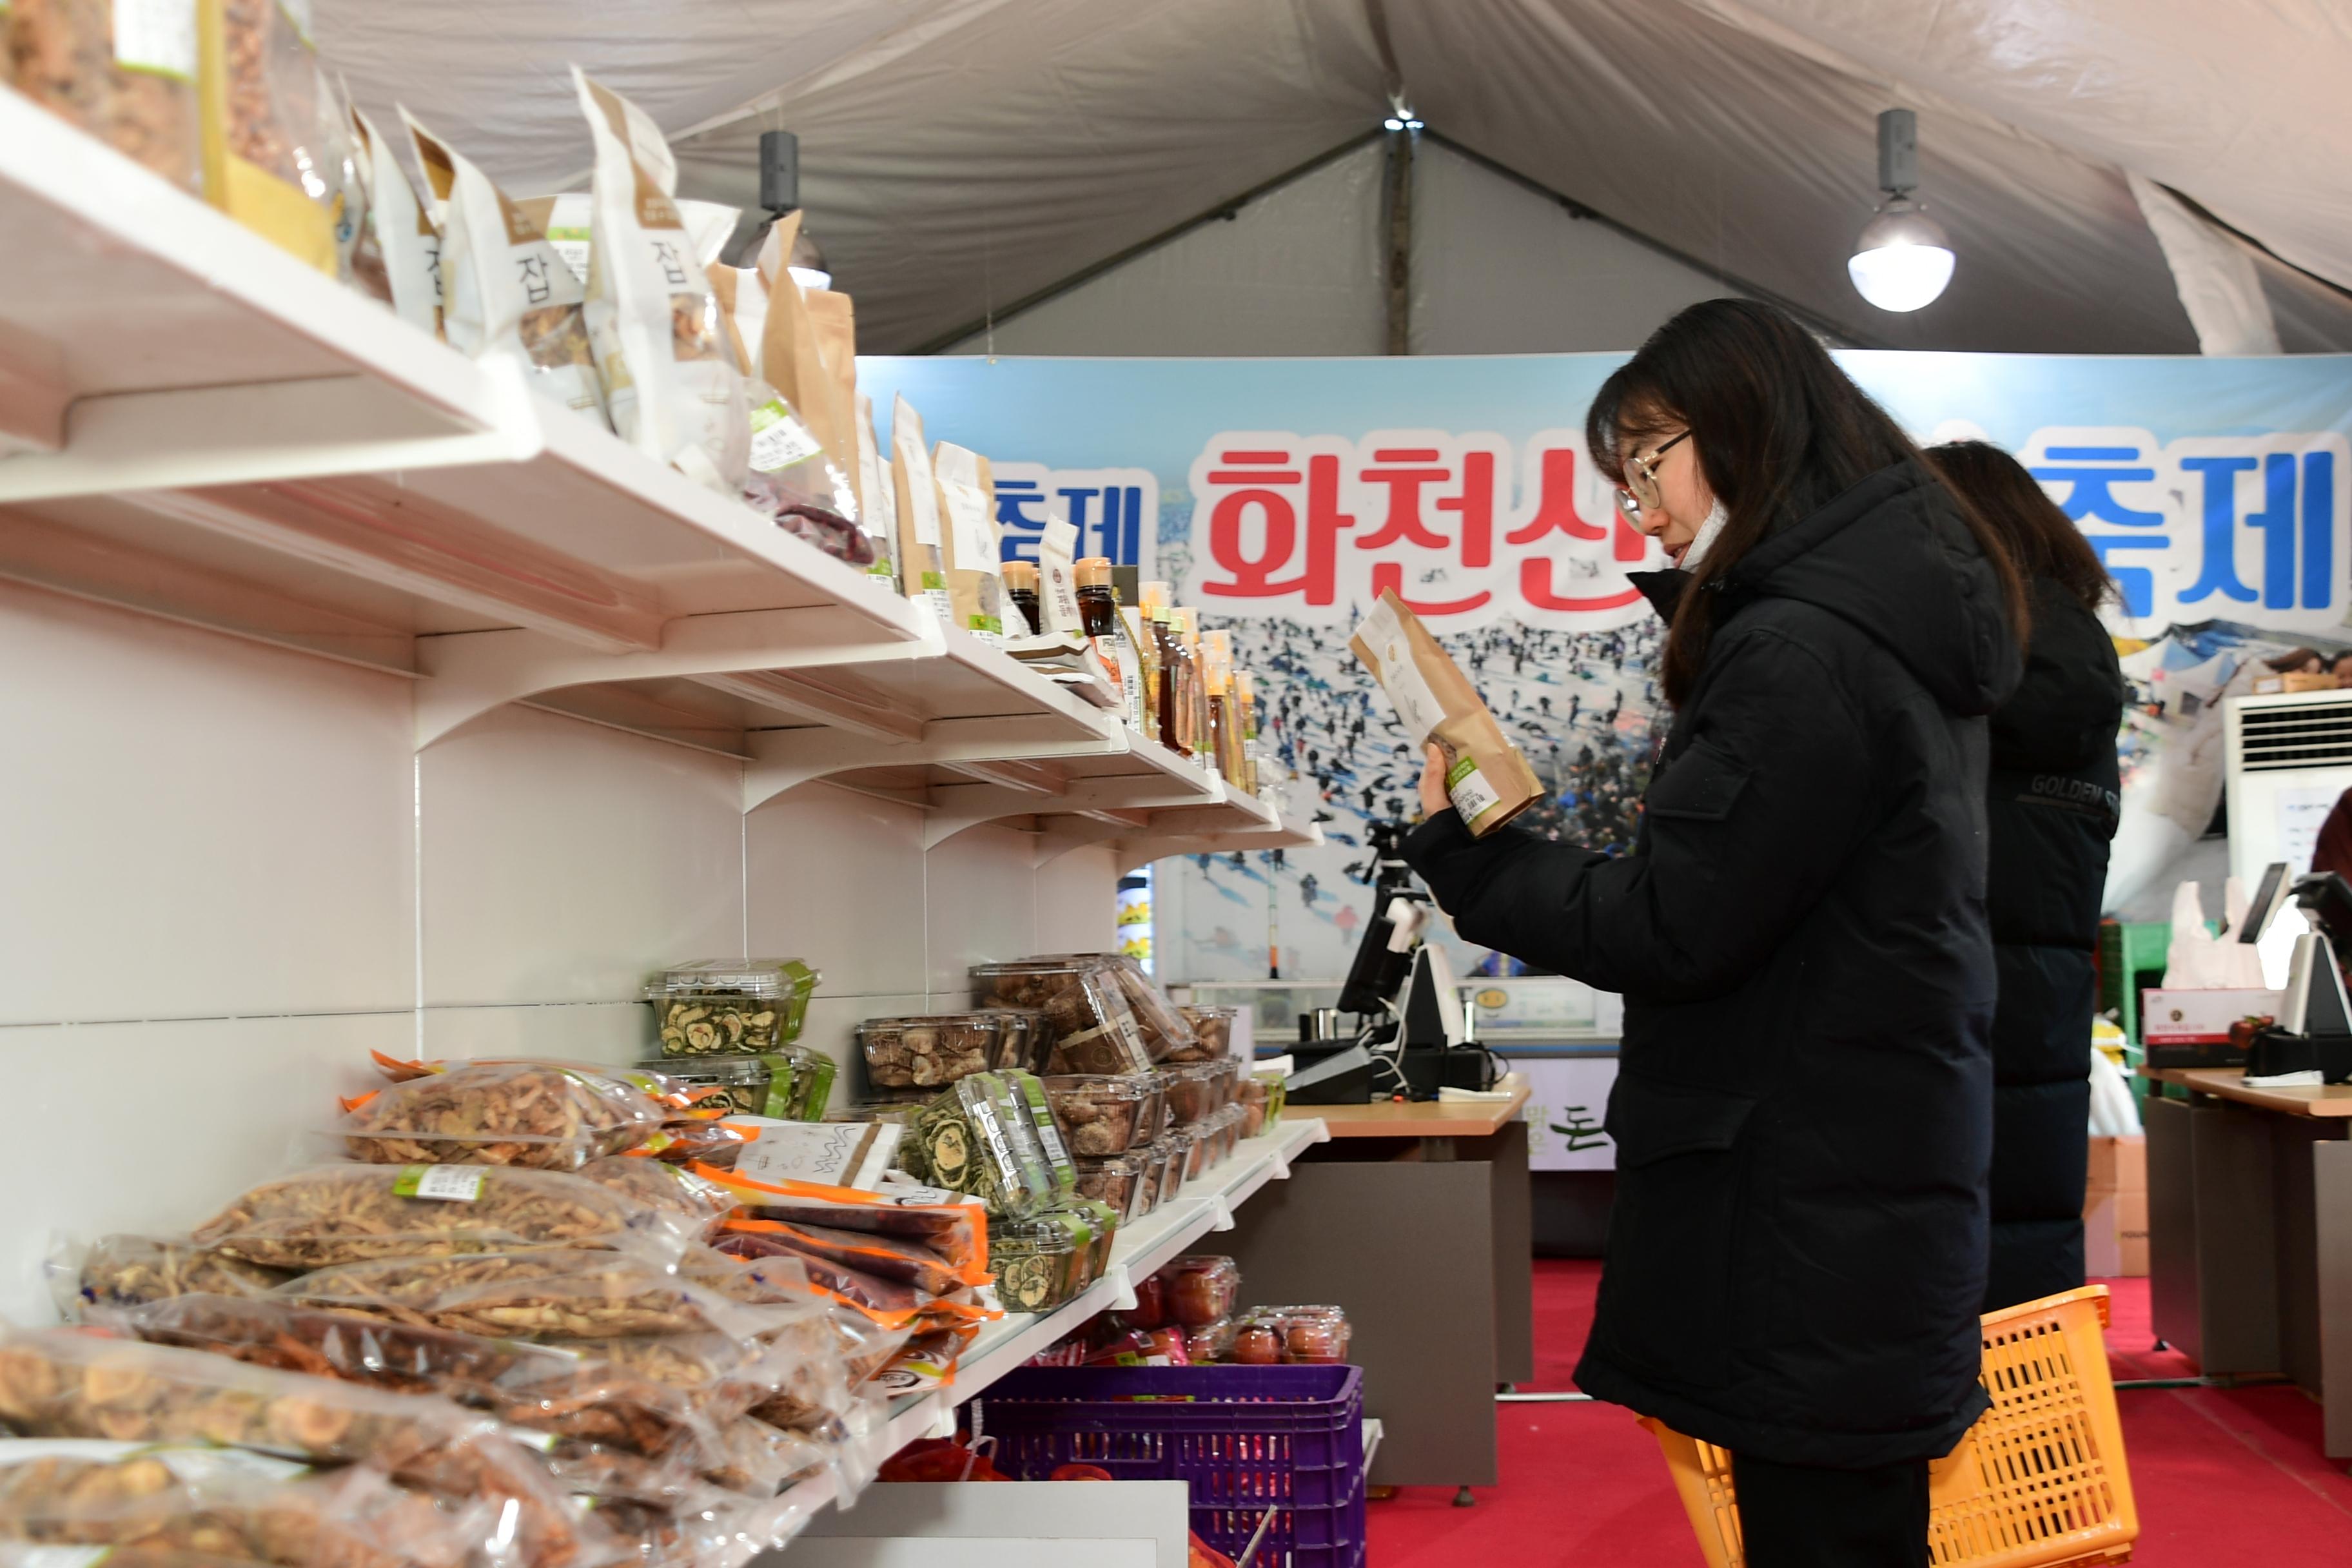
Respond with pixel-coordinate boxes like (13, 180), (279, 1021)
(1680, 498), (1731, 570)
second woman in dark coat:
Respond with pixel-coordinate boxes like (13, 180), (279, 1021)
(1926, 441), (2124, 1311)
(1408, 300), (2026, 1565)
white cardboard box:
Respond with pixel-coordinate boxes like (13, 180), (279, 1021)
(2140, 988), (2282, 1044)
(793, 1481), (1190, 1568)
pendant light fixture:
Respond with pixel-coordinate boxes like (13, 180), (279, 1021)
(1848, 108), (1954, 313)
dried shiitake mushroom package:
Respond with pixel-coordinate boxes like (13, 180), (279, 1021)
(402, 106), (608, 429)
(572, 68), (748, 495)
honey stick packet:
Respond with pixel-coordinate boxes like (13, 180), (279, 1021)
(1350, 587), (1542, 836)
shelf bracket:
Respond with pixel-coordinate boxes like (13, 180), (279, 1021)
(921, 776), (1219, 853)
(415, 605), (929, 751)
(742, 716), (1124, 814)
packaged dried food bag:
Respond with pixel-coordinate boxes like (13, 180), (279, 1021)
(712, 1228), (985, 1331)
(404, 109), (606, 428)
(931, 442), (1006, 644)
(57, 1234), (289, 1315)
(971, 959), (1153, 1075)
(348, 103), (439, 338)
(754, 216), (852, 477)
(1036, 517), (1086, 637)
(853, 396), (901, 594)
(1351, 587), (1542, 836)
(270, 1247), (803, 1344)
(0, 1440), (485, 1568)
(645, 959), (817, 1057)
(337, 1060), (666, 1170)
(0, 1327), (609, 1568)
(802, 288), (859, 472)
(571, 69), (748, 495)
(889, 397), (952, 624)
(121, 1293), (726, 1466)
(855, 1011), (1044, 1091)
(575, 1156), (735, 1235)
(6, 0), (201, 190)
(192, 1162), (701, 1269)
(698, 1170), (988, 1284)
(1041, 1074), (1164, 1157)
(193, 0), (331, 270)
(906, 1073), (1063, 1218)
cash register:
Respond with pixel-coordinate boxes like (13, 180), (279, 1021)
(2240, 863), (2352, 1086)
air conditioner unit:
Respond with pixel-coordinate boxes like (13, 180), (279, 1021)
(2224, 688), (2352, 886)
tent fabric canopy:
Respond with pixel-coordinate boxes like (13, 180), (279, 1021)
(323, 0), (2352, 356)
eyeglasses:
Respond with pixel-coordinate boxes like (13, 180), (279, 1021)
(1614, 429), (1691, 520)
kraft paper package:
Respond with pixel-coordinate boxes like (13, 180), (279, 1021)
(349, 104), (439, 337)
(573, 68), (749, 494)
(854, 394), (901, 593)
(932, 441), (1007, 643)
(404, 108), (607, 428)
(1036, 517), (1085, 636)
(891, 397), (952, 624)
(1351, 588), (1542, 836)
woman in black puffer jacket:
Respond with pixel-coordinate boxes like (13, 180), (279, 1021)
(1926, 441), (2126, 1312)
(1408, 301), (2027, 1566)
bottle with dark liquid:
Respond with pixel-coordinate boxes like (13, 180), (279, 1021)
(1076, 557), (1143, 729)
(1002, 560), (1042, 635)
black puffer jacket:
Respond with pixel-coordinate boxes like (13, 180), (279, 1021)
(1406, 460), (2020, 1465)
(1983, 578), (2123, 1310)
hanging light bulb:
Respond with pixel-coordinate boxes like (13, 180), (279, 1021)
(1849, 109), (1954, 313)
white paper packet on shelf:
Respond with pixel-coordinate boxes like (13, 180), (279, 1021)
(536, 191), (741, 284)
(402, 108), (606, 426)
(573, 68), (749, 494)
(350, 104), (440, 338)
(933, 440), (1006, 644)
(1038, 516), (1085, 636)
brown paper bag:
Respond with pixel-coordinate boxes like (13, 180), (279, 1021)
(1350, 589), (1541, 836)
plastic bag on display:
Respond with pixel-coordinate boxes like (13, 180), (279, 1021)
(335, 1059), (667, 1170)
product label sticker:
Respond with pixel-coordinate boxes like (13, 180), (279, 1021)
(112, 0), (197, 80)
(749, 398), (824, 473)
(544, 226), (592, 281)
(1019, 1083), (1073, 1172)
(394, 1164), (485, 1202)
(1446, 756), (1502, 826)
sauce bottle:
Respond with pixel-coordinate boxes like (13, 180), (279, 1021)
(1002, 560), (1042, 636)
(1076, 557), (1143, 729)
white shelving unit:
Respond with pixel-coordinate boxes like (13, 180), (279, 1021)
(0, 89), (1319, 861)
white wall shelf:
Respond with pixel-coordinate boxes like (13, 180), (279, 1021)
(879, 1116), (1329, 1453)
(0, 102), (1315, 869)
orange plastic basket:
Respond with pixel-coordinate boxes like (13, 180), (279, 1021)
(1645, 1286), (2137, 1567)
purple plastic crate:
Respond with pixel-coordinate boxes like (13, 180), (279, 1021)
(975, 1364), (1365, 1568)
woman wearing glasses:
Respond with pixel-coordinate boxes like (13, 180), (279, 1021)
(1407, 299), (2028, 1565)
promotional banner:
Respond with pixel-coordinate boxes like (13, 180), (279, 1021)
(858, 351), (2352, 983)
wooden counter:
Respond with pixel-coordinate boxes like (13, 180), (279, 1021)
(1305, 1075), (1531, 1139)
(2141, 1065), (2352, 1118)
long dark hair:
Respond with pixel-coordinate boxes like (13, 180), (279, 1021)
(1587, 299), (2028, 705)
(1925, 440), (2113, 612)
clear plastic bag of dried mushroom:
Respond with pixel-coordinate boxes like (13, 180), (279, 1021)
(192, 1163), (703, 1269)
(54, 1234), (291, 1317)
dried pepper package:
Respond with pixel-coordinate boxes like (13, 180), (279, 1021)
(572, 68), (748, 495)
(404, 108), (606, 427)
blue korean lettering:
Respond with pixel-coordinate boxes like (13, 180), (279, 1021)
(2178, 455), (2259, 606)
(2306, 451), (2336, 609)
(2031, 444), (2165, 616)
(994, 478), (1048, 562)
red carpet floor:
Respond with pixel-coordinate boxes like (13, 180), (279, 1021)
(1364, 1259), (2352, 1565)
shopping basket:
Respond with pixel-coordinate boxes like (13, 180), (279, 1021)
(1647, 1285), (2137, 1568)
(975, 1364), (1366, 1568)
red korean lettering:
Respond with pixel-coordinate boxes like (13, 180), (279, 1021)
(1435, 449), (1494, 568)
(1518, 558), (1640, 612)
(1200, 449), (1355, 604)
(1508, 446), (1644, 562)
(1357, 447), (1452, 550)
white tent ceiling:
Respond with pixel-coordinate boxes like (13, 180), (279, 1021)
(324, 0), (2352, 355)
